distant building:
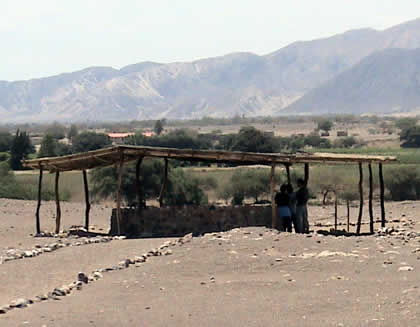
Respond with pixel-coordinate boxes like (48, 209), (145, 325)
(107, 132), (135, 144)
(142, 130), (156, 138)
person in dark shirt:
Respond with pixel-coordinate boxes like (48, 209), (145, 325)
(275, 184), (292, 232)
(286, 184), (298, 233)
(295, 178), (309, 233)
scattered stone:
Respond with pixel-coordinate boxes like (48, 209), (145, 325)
(23, 251), (34, 258)
(10, 298), (32, 308)
(134, 256), (147, 263)
(78, 272), (88, 284)
(47, 293), (60, 300)
(0, 306), (9, 314)
(52, 288), (67, 297)
(164, 249), (173, 256)
(75, 281), (83, 291)
(398, 266), (414, 272)
(35, 294), (48, 301)
(317, 251), (358, 258)
(93, 272), (103, 279)
(119, 259), (131, 268)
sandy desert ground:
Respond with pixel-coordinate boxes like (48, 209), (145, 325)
(0, 199), (419, 327)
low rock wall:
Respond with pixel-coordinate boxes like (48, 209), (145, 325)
(110, 206), (272, 237)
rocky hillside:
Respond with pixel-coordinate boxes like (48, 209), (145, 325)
(282, 48), (420, 114)
(2, 18), (420, 122)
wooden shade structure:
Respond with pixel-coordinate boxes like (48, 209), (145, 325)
(23, 145), (397, 235)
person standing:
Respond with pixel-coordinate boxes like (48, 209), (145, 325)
(286, 183), (299, 233)
(295, 178), (309, 233)
(275, 184), (292, 232)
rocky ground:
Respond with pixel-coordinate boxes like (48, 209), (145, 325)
(0, 199), (419, 326)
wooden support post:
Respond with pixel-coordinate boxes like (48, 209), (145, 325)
(116, 151), (125, 236)
(158, 158), (169, 208)
(285, 164), (291, 184)
(304, 163), (309, 186)
(356, 163), (364, 235)
(136, 157), (144, 212)
(270, 163), (277, 229)
(379, 163), (386, 228)
(83, 170), (91, 231)
(347, 200), (350, 232)
(55, 171), (61, 234)
(368, 164), (374, 234)
(334, 192), (338, 231)
(35, 167), (43, 234)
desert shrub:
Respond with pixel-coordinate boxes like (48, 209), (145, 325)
(38, 134), (58, 158)
(0, 152), (10, 162)
(333, 136), (358, 148)
(223, 168), (281, 205)
(91, 159), (207, 206)
(72, 132), (112, 153)
(304, 133), (331, 148)
(9, 130), (35, 170)
(0, 162), (27, 199)
(91, 159), (164, 205)
(194, 175), (218, 190)
(0, 162), (66, 200)
(217, 184), (234, 204)
(385, 166), (420, 201)
(165, 168), (208, 205)
(400, 126), (420, 148)
(316, 119), (333, 132)
(309, 165), (360, 203)
(339, 188), (359, 204)
(0, 131), (12, 152)
(395, 117), (418, 131)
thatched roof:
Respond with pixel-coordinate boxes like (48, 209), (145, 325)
(22, 145), (397, 172)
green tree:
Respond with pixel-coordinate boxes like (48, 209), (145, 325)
(154, 120), (164, 136)
(38, 134), (58, 158)
(227, 169), (273, 204)
(72, 132), (112, 153)
(400, 126), (420, 148)
(91, 160), (207, 206)
(231, 126), (275, 153)
(333, 136), (358, 148)
(67, 124), (79, 141)
(165, 168), (208, 205)
(56, 142), (72, 156)
(304, 133), (331, 148)
(9, 130), (35, 170)
(0, 162), (25, 199)
(385, 166), (420, 201)
(91, 159), (164, 205)
(316, 119), (333, 133)
(0, 131), (12, 152)
(395, 117), (418, 132)
(45, 123), (66, 140)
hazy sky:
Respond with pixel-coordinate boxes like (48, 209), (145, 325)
(2, 0), (420, 81)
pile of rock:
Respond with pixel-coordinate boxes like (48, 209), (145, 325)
(0, 234), (189, 315)
(1, 236), (117, 264)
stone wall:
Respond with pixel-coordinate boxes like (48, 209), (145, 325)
(110, 206), (272, 237)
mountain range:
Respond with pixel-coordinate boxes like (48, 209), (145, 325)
(2, 18), (420, 122)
